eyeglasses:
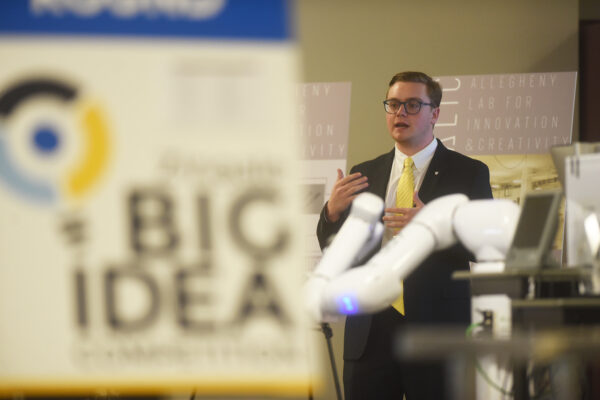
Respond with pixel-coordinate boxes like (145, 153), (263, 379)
(383, 99), (435, 115)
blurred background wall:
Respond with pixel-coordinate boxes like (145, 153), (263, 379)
(297, 0), (580, 169)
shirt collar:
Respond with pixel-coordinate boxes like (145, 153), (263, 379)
(394, 137), (438, 170)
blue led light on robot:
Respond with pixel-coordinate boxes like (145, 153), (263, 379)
(338, 295), (359, 315)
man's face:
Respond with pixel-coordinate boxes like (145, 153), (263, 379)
(385, 81), (439, 153)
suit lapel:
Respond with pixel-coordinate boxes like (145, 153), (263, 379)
(418, 139), (448, 203)
(371, 149), (395, 198)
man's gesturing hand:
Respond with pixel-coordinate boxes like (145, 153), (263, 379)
(326, 169), (369, 222)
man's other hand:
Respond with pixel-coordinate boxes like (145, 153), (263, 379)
(383, 191), (424, 230)
(326, 169), (369, 222)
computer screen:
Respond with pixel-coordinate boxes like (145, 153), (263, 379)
(511, 195), (556, 248)
(505, 190), (562, 270)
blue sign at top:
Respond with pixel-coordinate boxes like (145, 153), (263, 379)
(0, 0), (293, 41)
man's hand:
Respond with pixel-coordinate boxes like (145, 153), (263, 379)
(383, 191), (425, 230)
(326, 169), (369, 222)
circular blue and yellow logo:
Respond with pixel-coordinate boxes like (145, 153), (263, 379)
(0, 78), (110, 205)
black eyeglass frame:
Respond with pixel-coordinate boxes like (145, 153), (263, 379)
(382, 99), (437, 115)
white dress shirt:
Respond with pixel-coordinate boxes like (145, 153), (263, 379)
(382, 138), (437, 244)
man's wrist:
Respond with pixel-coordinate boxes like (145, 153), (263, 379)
(325, 202), (340, 223)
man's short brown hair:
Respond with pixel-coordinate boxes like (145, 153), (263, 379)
(388, 71), (442, 108)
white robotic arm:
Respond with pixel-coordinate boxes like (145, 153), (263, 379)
(305, 192), (385, 322)
(306, 193), (519, 322)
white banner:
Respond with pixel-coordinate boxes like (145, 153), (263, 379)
(0, 0), (312, 397)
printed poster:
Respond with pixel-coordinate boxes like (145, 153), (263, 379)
(297, 82), (351, 269)
(436, 72), (576, 251)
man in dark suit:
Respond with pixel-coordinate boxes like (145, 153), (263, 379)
(316, 71), (493, 400)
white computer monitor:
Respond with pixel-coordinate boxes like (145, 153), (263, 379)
(564, 152), (600, 267)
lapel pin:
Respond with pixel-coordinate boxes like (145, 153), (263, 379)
(434, 171), (439, 176)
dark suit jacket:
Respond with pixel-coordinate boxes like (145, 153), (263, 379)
(316, 139), (493, 360)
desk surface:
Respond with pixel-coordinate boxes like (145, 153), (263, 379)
(454, 267), (591, 281)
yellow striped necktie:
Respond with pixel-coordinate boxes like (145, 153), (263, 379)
(391, 157), (414, 315)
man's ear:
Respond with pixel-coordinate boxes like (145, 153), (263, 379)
(431, 106), (440, 126)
